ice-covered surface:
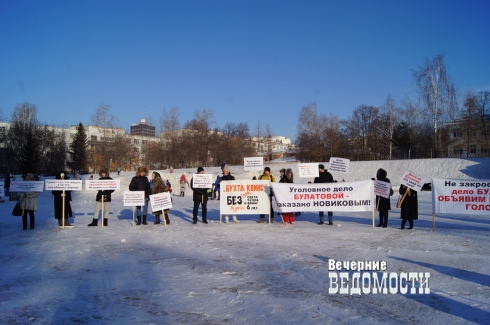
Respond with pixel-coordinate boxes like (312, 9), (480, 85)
(1, 158), (489, 324)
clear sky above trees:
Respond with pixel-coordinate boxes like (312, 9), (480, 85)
(1, 0), (489, 140)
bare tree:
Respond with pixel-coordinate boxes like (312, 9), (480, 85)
(413, 53), (458, 155)
(90, 103), (117, 171)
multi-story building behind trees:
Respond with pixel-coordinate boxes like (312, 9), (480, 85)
(130, 119), (155, 137)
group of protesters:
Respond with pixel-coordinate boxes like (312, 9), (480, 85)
(14, 164), (418, 230)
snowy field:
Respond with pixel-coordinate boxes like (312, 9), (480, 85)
(1, 158), (489, 324)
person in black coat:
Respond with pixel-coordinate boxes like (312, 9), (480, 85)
(52, 171), (73, 227)
(190, 167), (210, 224)
(88, 168), (114, 227)
(129, 167), (151, 225)
(314, 164), (335, 225)
(399, 185), (418, 229)
(375, 168), (393, 228)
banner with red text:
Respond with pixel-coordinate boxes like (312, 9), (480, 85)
(271, 180), (374, 213)
(220, 180), (271, 215)
(432, 178), (490, 215)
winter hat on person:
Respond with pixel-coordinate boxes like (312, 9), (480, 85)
(197, 167), (204, 173)
(99, 168), (109, 177)
(264, 167), (271, 173)
(223, 166), (230, 173)
(319, 164), (325, 170)
(136, 167), (149, 176)
(25, 173), (34, 180)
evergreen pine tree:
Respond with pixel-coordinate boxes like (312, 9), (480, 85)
(68, 122), (88, 172)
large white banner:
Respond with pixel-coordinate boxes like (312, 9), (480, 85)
(432, 178), (490, 215)
(271, 180), (374, 213)
(9, 181), (45, 192)
(220, 180), (271, 215)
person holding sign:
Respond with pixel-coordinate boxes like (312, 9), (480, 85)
(20, 173), (39, 230)
(52, 171), (73, 227)
(399, 185), (418, 229)
(314, 164), (334, 225)
(281, 168), (296, 224)
(151, 171), (171, 225)
(220, 167), (239, 223)
(190, 167), (210, 224)
(88, 168), (114, 227)
(129, 167), (151, 225)
(375, 168), (393, 228)
(258, 167), (276, 223)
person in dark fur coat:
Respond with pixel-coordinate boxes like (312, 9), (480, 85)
(399, 185), (418, 229)
(151, 171), (170, 225)
(52, 171), (73, 227)
(129, 167), (151, 225)
(88, 168), (114, 227)
(375, 168), (393, 228)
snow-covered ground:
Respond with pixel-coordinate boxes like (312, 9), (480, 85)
(1, 158), (489, 324)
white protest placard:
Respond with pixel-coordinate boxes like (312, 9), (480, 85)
(298, 163), (319, 178)
(85, 179), (120, 190)
(400, 170), (426, 191)
(374, 180), (391, 199)
(45, 180), (83, 191)
(432, 178), (490, 215)
(220, 180), (271, 215)
(328, 157), (350, 173)
(123, 191), (145, 206)
(244, 157), (264, 171)
(192, 174), (213, 188)
(149, 192), (173, 212)
(271, 180), (374, 213)
(9, 181), (45, 192)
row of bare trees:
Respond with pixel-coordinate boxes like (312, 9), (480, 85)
(296, 53), (486, 161)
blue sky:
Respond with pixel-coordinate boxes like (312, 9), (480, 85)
(1, 0), (489, 141)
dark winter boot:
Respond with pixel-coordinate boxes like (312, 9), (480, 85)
(103, 218), (108, 227)
(164, 213), (170, 225)
(136, 216), (141, 226)
(154, 216), (161, 225)
(318, 215), (324, 225)
(22, 215), (28, 230)
(64, 218), (72, 226)
(30, 215), (35, 229)
(58, 218), (63, 226)
(88, 219), (98, 226)
(142, 215), (148, 225)
(259, 216), (265, 223)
